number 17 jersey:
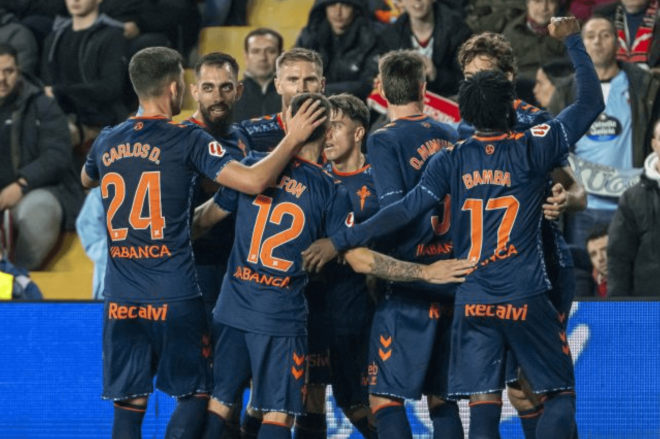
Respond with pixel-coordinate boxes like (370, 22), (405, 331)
(84, 116), (235, 303)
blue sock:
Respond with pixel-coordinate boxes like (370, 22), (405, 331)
(468, 401), (502, 439)
(518, 406), (542, 439)
(536, 392), (576, 439)
(165, 394), (209, 439)
(258, 422), (292, 439)
(112, 401), (146, 439)
(202, 411), (226, 439)
(293, 413), (326, 439)
(430, 401), (464, 439)
(241, 413), (262, 439)
(350, 416), (371, 438)
(374, 403), (412, 439)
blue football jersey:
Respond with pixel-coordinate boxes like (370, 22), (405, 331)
(213, 154), (354, 337)
(240, 112), (286, 152)
(84, 116), (236, 302)
(184, 117), (250, 266)
(420, 122), (571, 304)
(368, 115), (457, 298)
(323, 160), (379, 334)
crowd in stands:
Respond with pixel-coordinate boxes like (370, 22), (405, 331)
(1, 0), (660, 299)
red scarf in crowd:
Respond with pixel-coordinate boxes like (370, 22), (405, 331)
(616, 0), (658, 64)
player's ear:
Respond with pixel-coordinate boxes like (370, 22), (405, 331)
(354, 126), (365, 145)
(236, 81), (244, 101)
(420, 81), (427, 101)
(376, 76), (385, 99)
(190, 82), (199, 102)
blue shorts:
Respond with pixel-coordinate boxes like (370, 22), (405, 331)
(330, 331), (370, 409)
(102, 297), (212, 400)
(211, 322), (307, 415)
(505, 267), (576, 383)
(450, 294), (575, 398)
(367, 295), (453, 401)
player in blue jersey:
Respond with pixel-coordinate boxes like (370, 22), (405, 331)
(194, 93), (474, 439)
(295, 93), (381, 439)
(186, 52), (250, 326)
(241, 48), (326, 153)
(80, 47), (327, 439)
(457, 31), (587, 438)
(306, 51), (464, 439)
(305, 17), (604, 439)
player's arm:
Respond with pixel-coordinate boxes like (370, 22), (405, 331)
(192, 197), (232, 239)
(215, 99), (326, 194)
(549, 17), (605, 145)
(543, 165), (586, 220)
(81, 168), (99, 189)
(343, 247), (474, 284)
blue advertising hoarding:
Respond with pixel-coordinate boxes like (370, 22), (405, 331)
(0, 301), (658, 438)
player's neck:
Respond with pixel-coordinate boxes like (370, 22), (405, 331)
(139, 99), (174, 119)
(388, 101), (425, 121)
(333, 151), (364, 173)
(298, 140), (324, 163)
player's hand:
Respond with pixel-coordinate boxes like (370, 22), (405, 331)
(543, 183), (568, 221)
(422, 258), (476, 284)
(301, 238), (338, 273)
(548, 17), (580, 40)
(285, 98), (327, 147)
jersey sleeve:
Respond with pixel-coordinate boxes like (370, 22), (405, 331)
(213, 186), (239, 214)
(526, 121), (571, 176)
(368, 133), (406, 207)
(186, 126), (236, 181)
(325, 184), (355, 238)
(84, 129), (110, 181)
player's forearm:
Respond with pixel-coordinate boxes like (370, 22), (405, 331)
(556, 34), (605, 145)
(552, 166), (587, 213)
(245, 135), (302, 193)
(345, 248), (428, 283)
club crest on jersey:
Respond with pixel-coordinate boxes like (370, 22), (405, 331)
(134, 122), (144, 131)
(345, 212), (355, 227)
(208, 141), (226, 157)
(531, 124), (551, 137)
(485, 144), (495, 154)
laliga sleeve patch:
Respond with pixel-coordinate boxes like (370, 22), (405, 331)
(208, 141), (226, 158)
(345, 212), (355, 227)
(530, 124), (551, 137)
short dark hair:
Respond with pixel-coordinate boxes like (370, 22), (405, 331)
(458, 32), (518, 79)
(129, 47), (183, 98)
(328, 93), (369, 131)
(194, 52), (239, 78)
(244, 28), (284, 54)
(378, 50), (425, 105)
(0, 44), (19, 66)
(290, 92), (330, 143)
(458, 70), (516, 132)
(586, 223), (609, 246)
(276, 48), (323, 74)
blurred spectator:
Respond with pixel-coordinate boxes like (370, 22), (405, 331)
(0, 253), (43, 300)
(607, 119), (660, 297)
(101, 0), (201, 60)
(0, 44), (83, 270)
(569, 0), (618, 23)
(532, 60), (573, 109)
(75, 187), (106, 300)
(296, 0), (379, 100)
(0, 8), (38, 76)
(42, 0), (127, 151)
(465, 0), (526, 34)
(585, 224), (609, 298)
(202, 0), (247, 26)
(233, 28), (283, 122)
(595, 0), (660, 73)
(0, 0), (67, 53)
(549, 17), (660, 248)
(377, 0), (471, 98)
(503, 0), (568, 93)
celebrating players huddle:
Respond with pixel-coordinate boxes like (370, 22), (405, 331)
(82, 15), (603, 439)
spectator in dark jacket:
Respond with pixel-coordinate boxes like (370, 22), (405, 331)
(608, 119), (660, 297)
(0, 255), (43, 299)
(378, 0), (471, 98)
(233, 28), (283, 122)
(296, 0), (379, 100)
(42, 0), (127, 149)
(0, 44), (83, 270)
(0, 9), (38, 76)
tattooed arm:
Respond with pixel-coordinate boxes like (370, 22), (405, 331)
(344, 248), (474, 284)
